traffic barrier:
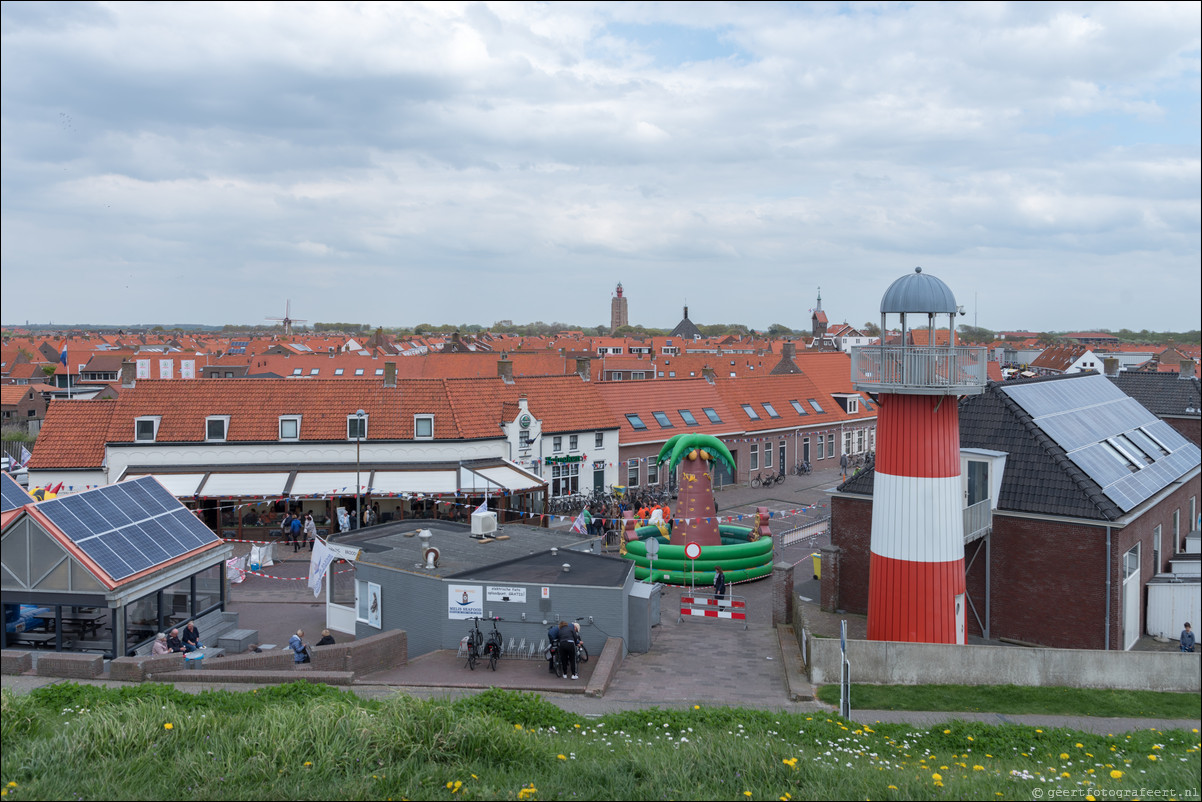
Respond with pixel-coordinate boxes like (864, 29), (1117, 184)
(679, 594), (748, 629)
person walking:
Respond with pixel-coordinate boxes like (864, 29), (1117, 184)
(290, 513), (303, 553)
(303, 513), (317, 552)
(713, 565), (727, 606)
(1182, 622), (1196, 653)
(840, 451), (849, 481)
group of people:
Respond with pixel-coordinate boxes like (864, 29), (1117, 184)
(150, 620), (203, 655)
(280, 512), (318, 553)
(546, 620), (582, 680)
(288, 628), (336, 663)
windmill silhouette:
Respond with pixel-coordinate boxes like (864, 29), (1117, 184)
(266, 300), (307, 336)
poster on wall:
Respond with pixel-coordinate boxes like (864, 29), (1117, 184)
(448, 585), (483, 619)
(159, 359), (174, 379)
(136, 359), (151, 379)
(486, 585), (527, 603)
(180, 359), (196, 379)
(367, 581), (381, 629)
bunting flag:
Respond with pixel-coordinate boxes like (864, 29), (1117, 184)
(570, 508), (591, 534)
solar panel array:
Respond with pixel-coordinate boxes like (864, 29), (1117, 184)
(1, 472), (35, 512)
(35, 477), (220, 581)
(1003, 374), (1201, 512)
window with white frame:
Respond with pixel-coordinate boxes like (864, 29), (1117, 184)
(764, 443), (773, 470)
(632, 371), (646, 380)
(627, 459), (640, 486)
(856, 429), (865, 453)
(135, 417), (159, 442)
(414, 415), (433, 439)
(843, 430), (853, 455)
(551, 463), (579, 497)
(279, 416), (301, 440)
(569, 434), (578, 451)
(847, 397), (859, 414)
(553, 436), (563, 452)
(347, 414), (368, 440)
(595, 432), (604, 448)
(647, 460), (659, 485)
(206, 416), (229, 442)
(817, 434), (825, 460)
(750, 444), (759, 471)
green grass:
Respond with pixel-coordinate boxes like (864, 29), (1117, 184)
(815, 683), (1202, 719)
(2, 683), (1199, 801)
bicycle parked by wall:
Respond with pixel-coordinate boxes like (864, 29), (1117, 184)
(484, 616), (504, 671)
(793, 461), (812, 476)
(463, 617), (485, 670)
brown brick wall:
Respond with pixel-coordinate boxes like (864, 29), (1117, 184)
(772, 561), (795, 626)
(111, 653), (185, 682)
(829, 495), (872, 614)
(1165, 416), (1200, 448)
(1, 650), (33, 675)
(35, 652), (103, 678)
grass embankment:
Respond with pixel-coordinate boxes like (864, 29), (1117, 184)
(815, 684), (1202, 719)
(2, 683), (1199, 801)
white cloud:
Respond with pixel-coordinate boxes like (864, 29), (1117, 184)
(1, 1), (1198, 332)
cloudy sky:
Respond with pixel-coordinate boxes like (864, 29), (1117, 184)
(2, 2), (1199, 333)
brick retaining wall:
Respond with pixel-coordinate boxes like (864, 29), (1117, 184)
(1, 650), (33, 675)
(35, 652), (104, 679)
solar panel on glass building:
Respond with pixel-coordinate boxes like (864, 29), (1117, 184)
(1003, 374), (1202, 513)
(35, 477), (219, 581)
(1, 472), (34, 512)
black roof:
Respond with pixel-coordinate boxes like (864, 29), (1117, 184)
(835, 373), (1201, 521)
(1108, 371), (1201, 419)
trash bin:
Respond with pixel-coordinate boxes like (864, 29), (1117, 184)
(185, 652), (204, 670)
(811, 552), (821, 581)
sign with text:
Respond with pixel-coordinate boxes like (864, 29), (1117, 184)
(448, 585), (484, 620)
(486, 585), (527, 603)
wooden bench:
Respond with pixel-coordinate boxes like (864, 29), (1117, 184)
(217, 628), (259, 653)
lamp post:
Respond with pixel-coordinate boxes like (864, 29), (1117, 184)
(354, 409), (365, 530)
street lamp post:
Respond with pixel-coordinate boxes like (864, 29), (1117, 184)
(354, 409), (365, 530)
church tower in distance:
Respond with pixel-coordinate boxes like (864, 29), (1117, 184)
(611, 282), (629, 331)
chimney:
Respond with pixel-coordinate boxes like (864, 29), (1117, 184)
(498, 357), (514, 383)
(1180, 361), (1196, 380)
(120, 360), (136, 388)
(384, 361), (397, 388)
(782, 342), (795, 359)
(576, 357), (591, 381)
(1103, 357), (1120, 377)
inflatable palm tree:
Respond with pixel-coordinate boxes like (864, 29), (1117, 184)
(657, 434), (736, 547)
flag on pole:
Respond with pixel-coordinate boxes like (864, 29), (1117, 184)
(570, 508), (591, 534)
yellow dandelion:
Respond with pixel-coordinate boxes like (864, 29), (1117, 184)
(515, 724), (523, 730)
(1148, 755), (1158, 761)
(1060, 753), (1070, 759)
(888, 786), (898, 790)
(943, 729), (951, 734)
(932, 773), (942, 782)
(164, 722), (173, 730)
(557, 754), (567, 761)
(1062, 772), (1071, 778)
(1110, 770), (1123, 779)
(1087, 797), (1096, 801)
(782, 757), (798, 769)
(304, 761), (312, 767)
(744, 793), (752, 798)
(694, 705), (700, 709)
(1035, 728), (1043, 733)
(1076, 743), (1084, 748)
(973, 765), (984, 771)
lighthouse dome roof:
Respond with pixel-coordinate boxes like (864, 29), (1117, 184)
(880, 267), (958, 314)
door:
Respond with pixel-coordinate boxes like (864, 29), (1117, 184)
(1122, 545), (1141, 650)
(779, 443), (786, 474)
(954, 594), (966, 645)
(802, 437), (811, 463)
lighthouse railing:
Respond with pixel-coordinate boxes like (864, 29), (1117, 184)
(851, 345), (987, 392)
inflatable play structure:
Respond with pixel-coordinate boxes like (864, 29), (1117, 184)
(620, 434), (774, 585)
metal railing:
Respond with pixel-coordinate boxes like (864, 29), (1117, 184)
(851, 345), (987, 392)
(963, 499), (992, 543)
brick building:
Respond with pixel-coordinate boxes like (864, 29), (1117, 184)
(827, 373), (1201, 650)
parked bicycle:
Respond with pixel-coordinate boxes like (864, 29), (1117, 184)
(793, 461), (812, 476)
(463, 617), (485, 671)
(573, 618), (589, 664)
(484, 616), (503, 671)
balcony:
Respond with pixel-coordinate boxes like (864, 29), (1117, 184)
(851, 345), (988, 396)
(963, 499), (992, 543)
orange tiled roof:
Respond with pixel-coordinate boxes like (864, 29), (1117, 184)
(596, 379), (739, 443)
(29, 400), (115, 469)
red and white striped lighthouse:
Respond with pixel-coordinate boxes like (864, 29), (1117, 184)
(851, 268), (986, 644)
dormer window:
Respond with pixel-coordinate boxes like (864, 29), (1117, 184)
(135, 417), (159, 442)
(279, 416), (301, 440)
(347, 414), (368, 440)
(414, 415), (433, 439)
(206, 416), (229, 442)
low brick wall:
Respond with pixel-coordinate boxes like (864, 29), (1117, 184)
(344, 630), (406, 674)
(151, 669), (356, 686)
(111, 653), (186, 682)
(584, 637), (624, 698)
(1, 650), (33, 675)
(35, 652), (104, 679)
(808, 637), (1202, 692)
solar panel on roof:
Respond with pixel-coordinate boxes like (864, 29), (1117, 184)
(1, 472), (35, 512)
(34, 477), (220, 582)
(1002, 374), (1201, 513)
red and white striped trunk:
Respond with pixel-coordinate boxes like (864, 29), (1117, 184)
(867, 393), (966, 643)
